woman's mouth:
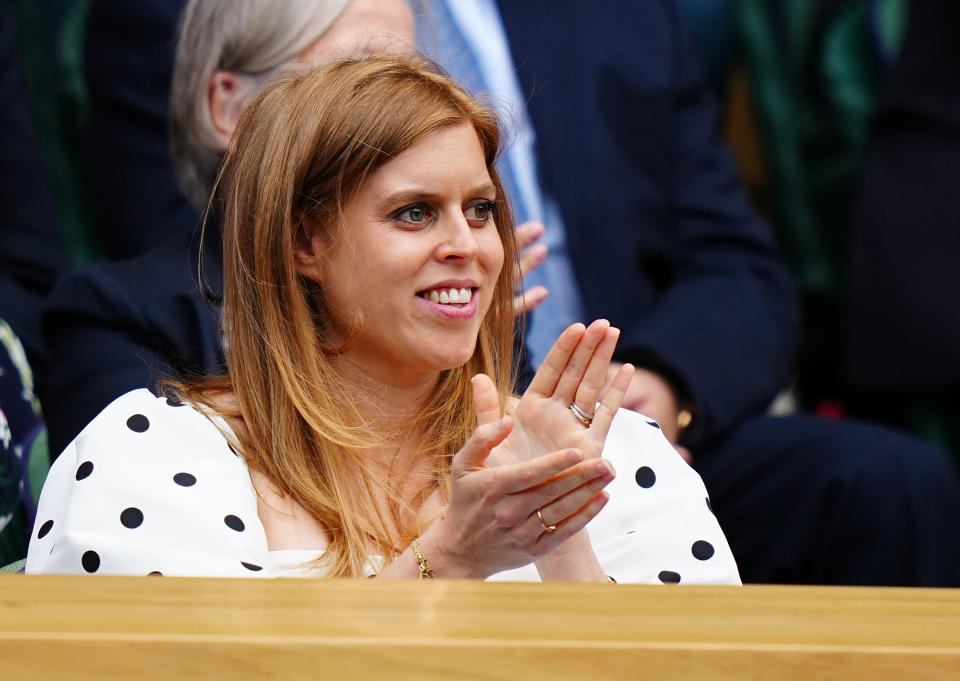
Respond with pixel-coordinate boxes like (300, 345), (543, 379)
(416, 286), (479, 319)
(417, 287), (475, 305)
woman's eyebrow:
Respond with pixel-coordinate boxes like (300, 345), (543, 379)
(376, 183), (498, 210)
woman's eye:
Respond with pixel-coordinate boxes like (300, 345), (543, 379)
(394, 204), (430, 225)
(466, 201), (496, 224)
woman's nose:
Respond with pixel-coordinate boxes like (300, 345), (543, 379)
(435, 213), (479, 261)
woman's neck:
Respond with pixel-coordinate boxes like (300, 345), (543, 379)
(331, 354), (441, 437)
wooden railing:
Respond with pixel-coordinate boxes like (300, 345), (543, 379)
(2, 576), (959, 680)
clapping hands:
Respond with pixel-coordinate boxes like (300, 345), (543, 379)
(479, 319), (635, 466)
(417, 321), (633, 579)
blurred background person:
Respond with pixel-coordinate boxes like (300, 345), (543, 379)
(844, 0), (960, 455)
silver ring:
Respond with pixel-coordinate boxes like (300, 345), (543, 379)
(537, 508), (558, 533)
(569, 402), (594, 427)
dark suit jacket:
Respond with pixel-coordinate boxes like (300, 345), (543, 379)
(0, 0), (71, 369)
(845, 0), (960, 389)
(41, 228), (224, 455)
(83, 0), (197, 260)
(42, 0), (798, 455)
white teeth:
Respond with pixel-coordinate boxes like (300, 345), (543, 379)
(423, 287), (474, 304)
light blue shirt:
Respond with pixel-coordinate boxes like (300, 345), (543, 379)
(418, 0), (586, 367)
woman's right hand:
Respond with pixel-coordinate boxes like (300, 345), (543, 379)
(417, 413), (615, 579)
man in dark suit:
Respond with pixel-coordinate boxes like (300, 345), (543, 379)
(41, 0), (960, 585)
(845, 0), (960, 452)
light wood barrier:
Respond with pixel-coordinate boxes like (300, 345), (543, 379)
(2, 576), (959, 680)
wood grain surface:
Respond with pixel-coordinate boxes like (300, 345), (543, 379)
(2, 576), (959, 680)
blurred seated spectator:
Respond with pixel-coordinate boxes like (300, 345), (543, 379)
(733, 0), (907, 410)
(845, 0), (960, 456)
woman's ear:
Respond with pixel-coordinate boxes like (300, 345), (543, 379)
(208, 71), (252, 147)
(294, 219), (326, 283)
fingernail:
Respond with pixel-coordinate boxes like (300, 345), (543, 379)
(568, 449), (584, 463)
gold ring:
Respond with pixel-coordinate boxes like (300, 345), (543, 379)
(537, 508), (558, 533)
(569, 402), (594, 427)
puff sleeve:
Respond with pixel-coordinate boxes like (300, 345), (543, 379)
(26, 389), (272, 577)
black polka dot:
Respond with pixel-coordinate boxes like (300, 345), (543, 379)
(658, 570), (681, 584)
(147, 571), (163, 577)
(82, 550), (100, 573)
(75, 461), (94, 480)
(634, 466), (656, 488)
(224, 515), (245, 532)
(692, 540), (715, 561)
(706, 496), (713, 514)
(646, 420), (661, 430)
(120, 507), (144, 529)
(173, 472), (197, 487)
(37, 519), (54, 539)
(126, 414), (150, 432)
(165, 395), (185, 408)
(241, 561), (263, 572)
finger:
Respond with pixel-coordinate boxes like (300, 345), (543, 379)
(513, 285), (549, 316)
(514, 220), (546, 251)
(515, 243), (548, 279)
(494, 448), (584, 494)
(553, 319), (610, 405)
(526, 323), (586, 397)
(534, 491), (610, 549)
(589, 363), (635, 440)
(471, 373), (501, 427)
(571, 326), (619, 418)
(526, 466), (614, 529)
(596, 361), (623, 402)
(453, 415), (513, 473)
(512, 458), (615, 513)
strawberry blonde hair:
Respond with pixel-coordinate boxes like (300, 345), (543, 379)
(182, 55), (517, 576)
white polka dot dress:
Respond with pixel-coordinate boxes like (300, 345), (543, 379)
(27, 389), (740, 584)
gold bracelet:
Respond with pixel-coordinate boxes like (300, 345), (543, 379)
(411, 538), (435, 580)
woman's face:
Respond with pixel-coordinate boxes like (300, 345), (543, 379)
(299, 122), (505, 384)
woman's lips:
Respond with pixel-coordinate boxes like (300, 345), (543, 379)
(416, 286), (479, 319)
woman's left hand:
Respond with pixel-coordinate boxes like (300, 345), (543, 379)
(475, 320), (635, 467)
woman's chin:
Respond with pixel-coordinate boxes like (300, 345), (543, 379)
(423, 344), (478, 373)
